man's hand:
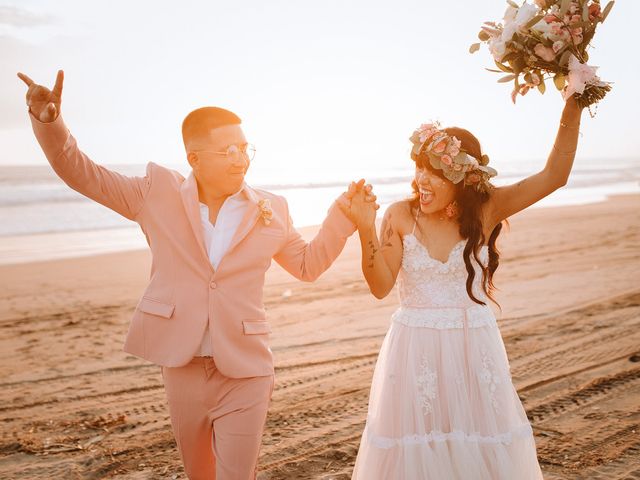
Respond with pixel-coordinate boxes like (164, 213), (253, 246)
(339, 179), (379, 229)
(17, 70), (64, 123)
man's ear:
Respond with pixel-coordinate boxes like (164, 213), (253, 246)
(187, 151), (199, 169)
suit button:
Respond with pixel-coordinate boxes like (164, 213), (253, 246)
(209, 281), (217, 289)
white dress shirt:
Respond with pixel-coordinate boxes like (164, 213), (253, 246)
(196, 186), (249, 356)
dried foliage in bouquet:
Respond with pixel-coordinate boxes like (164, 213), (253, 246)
(470, 0), (614, 109)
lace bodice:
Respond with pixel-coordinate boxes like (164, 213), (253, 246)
(397, 233), (490, 309)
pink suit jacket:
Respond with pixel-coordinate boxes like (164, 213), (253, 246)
(30, 114), (356, 378)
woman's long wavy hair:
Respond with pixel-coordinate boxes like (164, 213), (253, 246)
(410, 127), (505, 307)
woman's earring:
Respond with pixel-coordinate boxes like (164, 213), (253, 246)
(445, 201), (458, 218)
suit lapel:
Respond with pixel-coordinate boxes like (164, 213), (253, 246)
(180, 173), (212, 270)
(224, 185), (261, 256)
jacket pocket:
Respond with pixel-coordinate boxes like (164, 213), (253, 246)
(138, 296), (175, 318)
(242, 320), (272, 335)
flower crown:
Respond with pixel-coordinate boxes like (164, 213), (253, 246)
(409, 122), (497, 193)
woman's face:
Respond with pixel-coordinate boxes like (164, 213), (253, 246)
(414, 165), (456, 214)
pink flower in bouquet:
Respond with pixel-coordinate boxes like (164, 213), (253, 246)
(533, 18), (553, 37)
(441, 155), (453, 166)
(519, 84), (531, 96)
(534, 43), (556, 62)
(481, 24), (501, 37)
(550, 22), (571, 42)
(552, 40), (565, 53)
(530, 72), (541, 86)
(544, 14), (560, 24)
(488, 38), (508, 61)
(569, 2), (579, 15)
(502, 3), (538, 41)
(571, 27), (583, 45)
(563, 54), (603, 100)
(512, 84), (531, 103)
(570, 14), (582, 24)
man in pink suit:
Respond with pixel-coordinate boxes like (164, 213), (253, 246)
(18, 70), (376, 479)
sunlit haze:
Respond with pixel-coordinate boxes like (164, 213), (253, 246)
(2, 0), (638, 185)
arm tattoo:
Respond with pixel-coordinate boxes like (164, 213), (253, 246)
(367, 240), (378, 268)
(381, 214), (394, 248)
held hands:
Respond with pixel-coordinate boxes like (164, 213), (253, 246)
(17, 70), (64, 123)
(339, 179), (379, 230)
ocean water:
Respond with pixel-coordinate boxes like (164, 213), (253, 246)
(0, 158), (638, 264)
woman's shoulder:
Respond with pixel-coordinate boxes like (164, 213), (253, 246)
(384, 199), (415, 236)
(386, 198), (414, 216)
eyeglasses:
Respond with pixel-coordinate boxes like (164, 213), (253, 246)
(194, 143), (256, 162)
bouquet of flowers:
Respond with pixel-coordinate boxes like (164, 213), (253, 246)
(470, 0), (614, 108)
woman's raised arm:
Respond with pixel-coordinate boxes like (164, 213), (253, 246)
(486, 96), (584, 228)
(345, 193), (404, 299)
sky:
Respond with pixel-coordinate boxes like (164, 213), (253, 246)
(1, 0), (638, 183)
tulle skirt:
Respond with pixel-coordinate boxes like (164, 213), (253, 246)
(352, 305), (544, 480)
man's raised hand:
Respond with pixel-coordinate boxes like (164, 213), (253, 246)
(17, 70), (64, 123)
(339, 179), (379, 229)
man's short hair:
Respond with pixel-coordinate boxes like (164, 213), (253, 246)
(182, 107), (241, 148)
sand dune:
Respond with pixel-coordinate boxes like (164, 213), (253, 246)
(1, 194), (638, 479)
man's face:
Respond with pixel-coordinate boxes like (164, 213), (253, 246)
(187, 124), (250, 196)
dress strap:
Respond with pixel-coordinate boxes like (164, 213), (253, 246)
(411, 206), (420, 236)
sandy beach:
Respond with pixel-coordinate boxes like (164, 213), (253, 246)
(0, 194), (638, 480)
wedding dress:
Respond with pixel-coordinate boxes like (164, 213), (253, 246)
(351, 222), (544, 479)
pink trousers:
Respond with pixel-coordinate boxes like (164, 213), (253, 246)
(161, 357), (274, 480)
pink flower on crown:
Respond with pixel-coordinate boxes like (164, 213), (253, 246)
(416, 123), (439, 143)
(417, 123), (435, 133)
(432, 138), (448, 154)
(467, 172), (481, 183)
(441, 154), (453, 166)
(419, 130), (437, 143)
(446, 137), (461, 157)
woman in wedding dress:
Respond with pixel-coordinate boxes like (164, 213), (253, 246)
(344, 97), (583, 479)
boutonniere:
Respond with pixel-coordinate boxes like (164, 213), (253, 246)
(257, 198), (273, 226)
